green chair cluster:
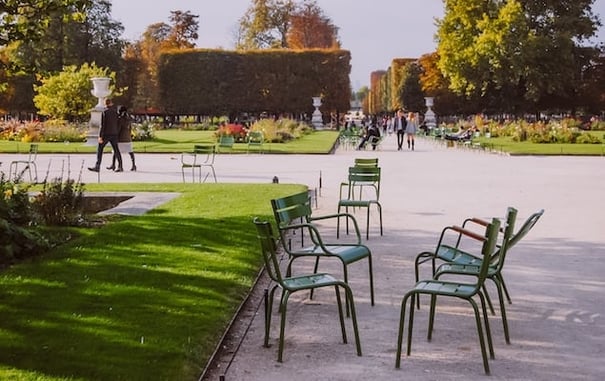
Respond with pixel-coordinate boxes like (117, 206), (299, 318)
(397, 208), (544, 374)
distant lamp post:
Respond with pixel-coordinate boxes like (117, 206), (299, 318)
(311, 96), (324, 129)
(86, 77), (111, 145)
(424, 97), (437, 131)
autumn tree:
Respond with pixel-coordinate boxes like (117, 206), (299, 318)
(287, 0), (340, 49)
(236, 0), (295, 49)
(123, 11), (199, 110)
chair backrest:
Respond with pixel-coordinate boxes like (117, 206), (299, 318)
(193, 144), (216, 164)
(253, 218), (284, 285)
(28, 144), (39, 161)
(271, 191), (312, 228)
(507, 209), (545, 249)
(488, 207), (518, 267)
(248, 131), (263, 144)
(354, 158), (378, 167)
(475, 218), (502, 289)
(347, 166), (381, 199)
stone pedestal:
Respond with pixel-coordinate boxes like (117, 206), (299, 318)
(86, 77), (111, 146)
(424, 97), (437, 131)
(311, 96), (324, 129)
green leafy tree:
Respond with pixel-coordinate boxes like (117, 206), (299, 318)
(33, 63), (118, 121)
(436, 0), (602, 114)
(0, 0), (124, 115)
(0, 0), (88, 48)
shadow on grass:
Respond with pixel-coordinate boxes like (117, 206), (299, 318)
(0, 213), (271, 380)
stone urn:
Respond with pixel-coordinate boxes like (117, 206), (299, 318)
(86, 77), (112, 145)
(311, 96), (323, 129)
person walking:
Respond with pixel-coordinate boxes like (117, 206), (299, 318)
(406, 112), (418, 150)
(393, 109), (407, 151)
(107, 106), (136, 171)
(88, 98), (123, 172)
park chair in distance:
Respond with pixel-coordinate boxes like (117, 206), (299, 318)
(253, 218), (362, 362)
(337, 166), (383, 240)
(433, 209), (544, 344)
(9, 143), (38, 182)
(270, 191), (375, 310)
(339, 160), (381, 201)
(395, 218), (501, 375)
(246, 131), (264, 153)
(180, 144), (217, 183)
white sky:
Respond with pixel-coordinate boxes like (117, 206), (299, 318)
(110, 0), (605, 90)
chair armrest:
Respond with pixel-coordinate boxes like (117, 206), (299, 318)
(449, 225), (486, 242)
(309, 212), (362, 241)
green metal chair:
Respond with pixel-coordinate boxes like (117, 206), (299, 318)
(337, 166), (383, 240)
(253, 218), (362, 362)
(9, 143), (39, 182)
(414, 209), (544, 313)
(180, 144), (217, 183)
(396, 218), (502, 375)
(271, 191), (375, 310)
(339, 163), (381, 202)
(433, 209), (544, 344)
(246, 131), (264, 153)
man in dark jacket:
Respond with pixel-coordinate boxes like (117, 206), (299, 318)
(88, 98), (123, 172)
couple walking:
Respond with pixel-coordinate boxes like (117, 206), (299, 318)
(393, 109), (417, 151)
(88, 99), (136, 172)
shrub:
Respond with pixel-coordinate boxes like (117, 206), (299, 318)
(32, 177), (85, 226)
(38, 120), (87, 142)
(131, 121), (157, 141)
(215, 123), (247, 142)
(576, 133), (603, 144)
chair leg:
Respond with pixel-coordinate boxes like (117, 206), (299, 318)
(334, 285), (347, 344)
(470, 297), (491, 374)
(427, 295), (437, 341)
(277, 290), (291, 362)
(396, 293), (411, 368)
(478, 292), (495, 359)
(367, 254), (375, 306)
(264, 286), (278, 348)
(344, 285), (362, 356)
(309, 256), (321, 300)
(494, 277), (511, 344)
(482, 284), (496, 315)
(499, 275), (513, 304)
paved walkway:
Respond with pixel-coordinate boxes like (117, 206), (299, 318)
(1, 135), (604, 380)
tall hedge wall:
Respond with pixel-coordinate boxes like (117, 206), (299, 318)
(157, 49), (351, 117)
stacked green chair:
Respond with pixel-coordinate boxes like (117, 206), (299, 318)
(396, 218), (502, 374)
(337, 166), (383, 240)
(433, 209), (544, 344)
(253, 218), (362, 362)
(339, 158), (380, 201)
(271, 191), (375, 311)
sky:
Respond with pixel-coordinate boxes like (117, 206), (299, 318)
(110, 0), (605, 90)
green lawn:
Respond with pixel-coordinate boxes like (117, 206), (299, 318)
(0, 183), (305, 380)
(0, 130), (340, 154)
(474, 136), (605, 156)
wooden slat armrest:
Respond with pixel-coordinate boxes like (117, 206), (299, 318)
(450, 225), (486, 242)
(468, 218), (489, 226)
